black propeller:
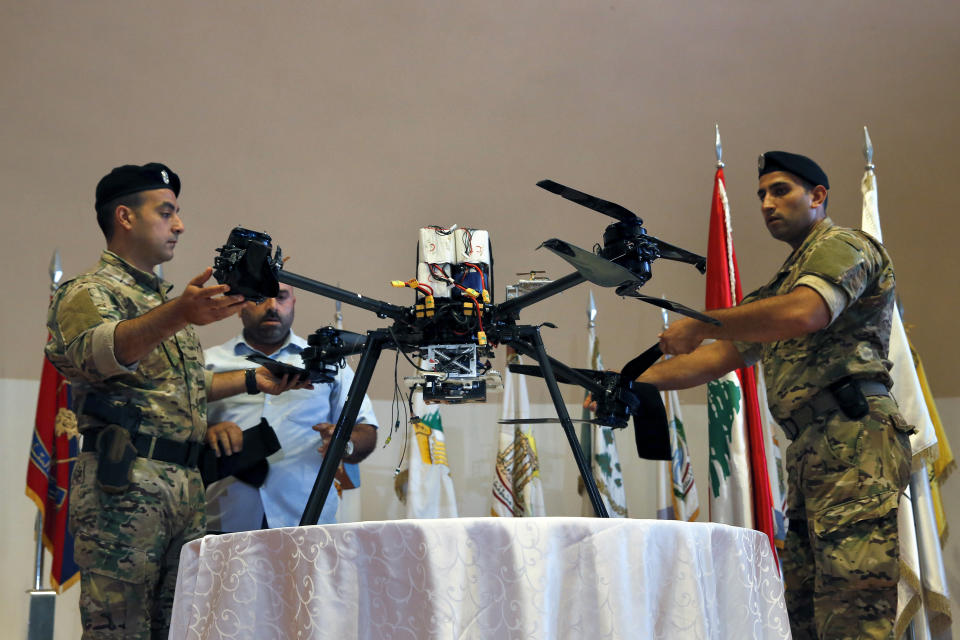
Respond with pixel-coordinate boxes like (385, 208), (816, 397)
(507, 348), (672, 461)
(537, 179), (717, 326)
(614, 285), (721, 325)
(538, 238), (639, 288)
(537, 179), (638, 224)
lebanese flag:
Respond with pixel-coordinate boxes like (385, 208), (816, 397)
(705, 167), (777, 556)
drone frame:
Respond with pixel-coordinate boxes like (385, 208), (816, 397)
(213, 179), (715, 524)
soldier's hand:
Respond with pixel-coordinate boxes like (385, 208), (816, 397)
(176, 268), (245, 326)
(206, 421), (243, 457)
(256, 367), (314, 395)
(658, 317), (706, 355)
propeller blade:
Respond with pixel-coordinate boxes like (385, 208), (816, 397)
(615, 285), (721, 325)
(537, 180), (638, 224)
(509, 363), (602, 386)
(539, 238), (640, 288)
(619, 344), (663, 382)
(628, 382), (672, 460)
(648, 237), (707, 274)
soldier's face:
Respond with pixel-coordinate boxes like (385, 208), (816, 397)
(757, 172), (825, 249)
(125, 188), (184, 269)
(241, 284), (296, 347)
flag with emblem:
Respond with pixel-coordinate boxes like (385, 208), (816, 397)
(704, 145), (776, 554)
(578, 291), (628, 517)
(25, 352), (80, 593)
(491, 352), (546, 517)
(395, 390), (458, 518)
(860, 129), (951, 636)
(656, 310), (699, 521)
(657, 386), (700, 521)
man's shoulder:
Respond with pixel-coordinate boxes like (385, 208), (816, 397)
(813, 224), (883, 255)
(204, 336), (247, 370)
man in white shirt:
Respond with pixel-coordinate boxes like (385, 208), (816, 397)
(204, 283), (378, 530)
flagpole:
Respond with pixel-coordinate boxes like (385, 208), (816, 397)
(28, 250), (61, 640)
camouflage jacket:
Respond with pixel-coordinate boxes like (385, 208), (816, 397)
(734, 218), (896, 422)
(45, 250), (211, 443)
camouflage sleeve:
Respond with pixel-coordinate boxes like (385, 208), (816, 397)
(795, 275), (848, 324)
(45, 281), (138, 382)
(796, 230), (881, 305)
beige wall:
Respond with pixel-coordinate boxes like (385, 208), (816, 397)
(2, 0), (959, 399)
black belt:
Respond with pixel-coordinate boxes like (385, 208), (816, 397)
(82, 430), (204, 469)
(779, 379), (889, 440)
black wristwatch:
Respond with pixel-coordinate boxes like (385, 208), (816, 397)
(245, 368), (260, 395)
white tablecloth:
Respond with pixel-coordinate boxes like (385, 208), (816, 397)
(170, 517), (790, 639)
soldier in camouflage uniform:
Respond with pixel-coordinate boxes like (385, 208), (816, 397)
(636, 151), (912, 639)
(46, 163), (307, 639)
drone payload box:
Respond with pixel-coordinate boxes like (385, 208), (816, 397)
(417, 227), (491, 302)
(411, 226), (496, 404)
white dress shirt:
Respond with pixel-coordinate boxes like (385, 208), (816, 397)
(204, 331), (378, 531)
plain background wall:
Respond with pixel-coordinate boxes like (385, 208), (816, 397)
(2, 1), (959, 637)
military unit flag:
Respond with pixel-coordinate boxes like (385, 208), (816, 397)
(397, 390), (458, 518)
(491, 353), (546, 517)
(579, 292), (628, 517)
(860, 136), (951, 636)
(25, 353), (80, 592)
(658, 386), (700, 522)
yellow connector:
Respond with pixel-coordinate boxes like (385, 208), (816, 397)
(424, 295), (435, 310)
(391, 280), (407, 288)
(463, 287), (479, 299)
(481, 289), (491, 304)
(477, 331), (488, 346)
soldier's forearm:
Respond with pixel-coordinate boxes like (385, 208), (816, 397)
(638, 340), (745, 390)
(697, 286), (831, 344)
(113, 299), (189, 366)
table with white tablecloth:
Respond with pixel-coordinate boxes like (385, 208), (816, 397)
(170, 517), (790, 639)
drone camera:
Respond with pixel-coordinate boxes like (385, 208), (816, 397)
(300, 326), (367, 382)
(213, 227), (282, 302)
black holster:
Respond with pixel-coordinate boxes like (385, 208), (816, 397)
(828, 377), (871, 420)
(81, 394), (143, 494)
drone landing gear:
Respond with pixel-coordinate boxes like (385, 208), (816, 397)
(298, 326), (611, 525)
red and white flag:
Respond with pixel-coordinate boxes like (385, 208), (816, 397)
(704, 164), (776, 555)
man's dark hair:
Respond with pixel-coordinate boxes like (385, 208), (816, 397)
(95, 192), (144, 241)
(793, 174), (829, 212)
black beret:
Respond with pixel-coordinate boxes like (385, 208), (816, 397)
(758, 151), (829, 190)
(95, 162), (180, 208)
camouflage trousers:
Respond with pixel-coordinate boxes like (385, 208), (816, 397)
(781, 394), (912, 640)
(69, 452), (206, 639)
